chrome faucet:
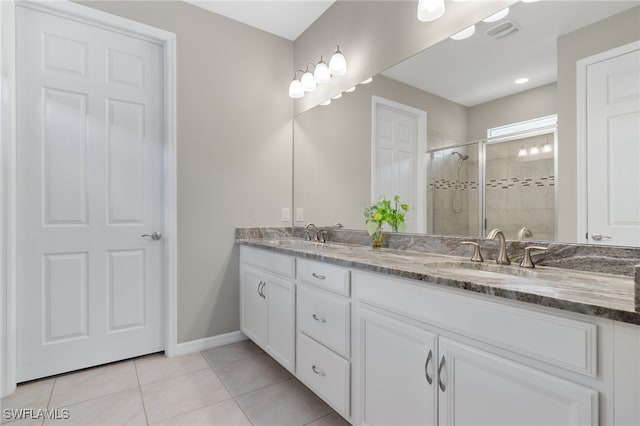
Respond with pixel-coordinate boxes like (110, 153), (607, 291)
(517, 227), (534, 240)
(303, 223), (317, 241)
(486, 228), (511, 265)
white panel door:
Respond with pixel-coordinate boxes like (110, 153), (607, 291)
(265, 276), (295, 373)
(438, 337), (598, 426)
(240, 268), (268, 346)
(357, 307), (437, 426)
(373, 103), (420, 232)
(586, 47), (640, 246)
(16, 5), (165, 381)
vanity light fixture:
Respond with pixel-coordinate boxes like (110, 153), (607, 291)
(360, 77), (373, 84)
(288, 70), (305, 99)
(417, 0), (445, 22)
(515, 77), (529, 84)
(301, 65), (317, 92)
(332, 93), (343, 100)
(345, 86), (357, 93)
(329, 45), (347, 76)
(521, 0), (539, 3)
(518, 147), (528, 157)
(542, 143), (552, 153)
(529, 145), (540, 155)
(450, 25), (476, 40)
(483, 7), (509, 23)
(314, 56), (331, 84)
(320, 99), (331, 106)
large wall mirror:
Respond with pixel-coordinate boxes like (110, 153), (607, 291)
(293, 1), (640, 246)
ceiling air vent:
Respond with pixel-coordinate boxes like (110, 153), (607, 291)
(485, 20), (521, 39)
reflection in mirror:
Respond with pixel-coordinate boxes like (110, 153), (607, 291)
(293, 1), (640, 246)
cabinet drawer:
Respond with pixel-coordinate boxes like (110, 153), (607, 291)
(298, 285), (350, 358)
(297, 332), (350, 418)
(240, 246), (295, 278)
(354, 271), (597, 377)
(297, 259), (350, 296)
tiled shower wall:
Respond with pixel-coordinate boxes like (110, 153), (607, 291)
(485, 133), (555, 240)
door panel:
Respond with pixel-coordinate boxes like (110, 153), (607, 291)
(240, 268), (267, 346)
(17, 5), (165, 381)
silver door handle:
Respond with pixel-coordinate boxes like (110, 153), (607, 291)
(424, 349), (433, 385)
(438, 355), (446, 392)
(312, 365), (326, 376)
(311, 273), (326, 280)
(591, 233), (612, 241)
(141, 232), (162, 241)
(312, 314), (327, 323)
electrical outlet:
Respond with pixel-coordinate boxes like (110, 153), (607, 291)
(295, 208), (304, 222)
(281, 208), (290, 222)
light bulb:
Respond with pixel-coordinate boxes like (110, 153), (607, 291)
(518, 147), (528, 157)
(450, 25), (475, 41)
(329, 46), (347, 76)
(542, 143), (552, 153)
(345, 86), (356, 93)
(515, 77), (529, 85)
(521, 0), (538, 3)
(529, 146), (540, 155)
(320, 99), (331, 106)
(417, 0), (445, 22)
(483, 7), (509, 23)
(301, 70), (316, 92)
(288, 79), (304, 99)
(360, 77), (373, 84)
(332, 93), (343, 100)
(314, 56), (331, 84)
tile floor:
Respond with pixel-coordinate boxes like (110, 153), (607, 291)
(1, 340), (350, 426)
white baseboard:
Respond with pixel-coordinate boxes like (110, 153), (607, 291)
(172, 330), (247, 356)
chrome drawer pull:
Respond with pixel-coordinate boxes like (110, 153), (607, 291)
(424, 349), (433, 385)
(312, 365), (326, 376)
(312, 314), (327, 323)
(311, 273), (326, 280)
(438, 355), (446, 392)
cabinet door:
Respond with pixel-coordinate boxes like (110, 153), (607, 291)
(357, 307), (437, 426)
(265, 276), (296, 373)
(437, 337), (598, 426)
(240, 267), (267, 346)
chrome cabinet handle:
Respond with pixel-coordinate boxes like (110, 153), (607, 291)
(312, 365), (326, 376)
(591, 233), (612, 241)
(257, 281), (263, 297)
(424, 349), (433, 385)
(312, 314), (327, 323)
(141, 232), (162, 241)
(438, 356), (446, 392)
(261, 282), (266, 299)
(258, 281), (266, 299)
(311, 273), (326, 280)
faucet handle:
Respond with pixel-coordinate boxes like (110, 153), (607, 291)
(520, 246), (548, 268)
(461, 241), (484, 262)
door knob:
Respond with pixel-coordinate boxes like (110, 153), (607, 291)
(141, 232), (162, 241)
(591, 233), (611, 241)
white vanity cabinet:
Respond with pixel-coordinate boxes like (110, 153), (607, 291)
(353, 270), (599, 426)
(240, 246), (296, 372)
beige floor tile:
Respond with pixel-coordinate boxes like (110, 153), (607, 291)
(1, 378), (54, 424)
(135, 352), (209, 385)
(304, 412), (350, 426)
(49, 361), (138, 409)
(236, 378), (333, 426)
(44, 388), (145, 426)
(201, 340), (264, 367)
(141, 369), (231, 424)
(150, 399), (251, 426)
(214, 353), (291, 396)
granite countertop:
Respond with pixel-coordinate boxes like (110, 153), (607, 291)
(237, 237), (640, 326)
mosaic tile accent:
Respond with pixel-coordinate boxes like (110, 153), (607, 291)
(486, 175), (555, 189)
(431, 179), (479, 190)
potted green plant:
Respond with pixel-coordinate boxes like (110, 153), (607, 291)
(364, 195), (410, 247)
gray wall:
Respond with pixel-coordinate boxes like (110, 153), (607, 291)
(294, 0), (515, 114)
(81, 1), (294, 343)
(467, 83), (557, 141)
(557, 6), (640, 242)
(294, 75), (467, 229)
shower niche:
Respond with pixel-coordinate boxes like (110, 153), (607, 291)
(427, 124), (557, 240)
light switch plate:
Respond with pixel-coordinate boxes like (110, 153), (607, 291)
(295, 208), (304, 222)
(281, 208), (290, 222)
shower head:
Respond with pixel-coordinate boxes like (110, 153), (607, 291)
(451, 151), (469, 161)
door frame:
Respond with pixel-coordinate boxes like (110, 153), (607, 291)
(371, 96), (427, 233)
(0, 0), (178, 396)
(576, 40), (640, 243)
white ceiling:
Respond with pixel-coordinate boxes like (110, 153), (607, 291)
(382, 1), (639, 107)
(183, 0), (335, 41)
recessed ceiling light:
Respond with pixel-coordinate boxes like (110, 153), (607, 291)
(515, 77), (529, 84)
(320, 99), (331, 106)
(332, 93), (343, 100)
(450, 25), (476, 41)
(360, 77), (373, 84)
(483, 7), (509, 23)
(345, 86), (357, 93)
